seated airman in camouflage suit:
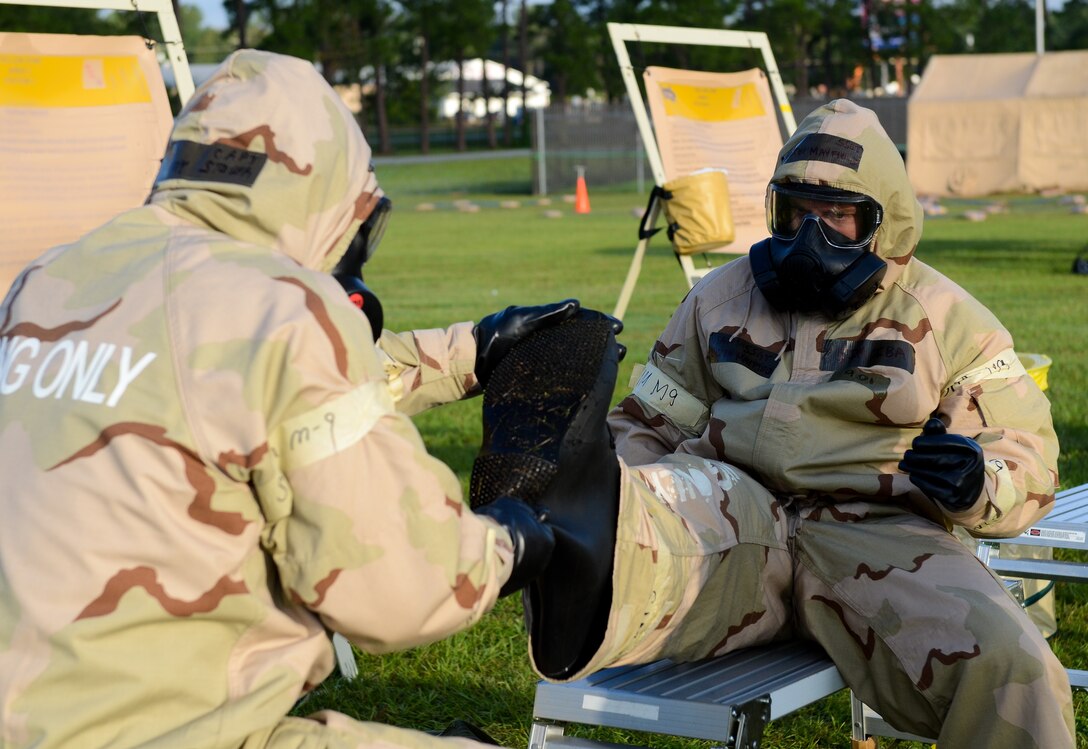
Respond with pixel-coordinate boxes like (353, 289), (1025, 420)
(0, 50), (577, 749)
(363, 99), (1075, 747)
(480, 100), (1072, 748)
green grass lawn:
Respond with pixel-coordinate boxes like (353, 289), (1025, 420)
(298, 157), (1088, 747)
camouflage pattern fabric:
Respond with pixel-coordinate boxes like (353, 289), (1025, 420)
(0, 51), (512, 749)
(562, 100), (1073, 747)
(952, 525), (1059, 640)
(376, 325), (481, 415)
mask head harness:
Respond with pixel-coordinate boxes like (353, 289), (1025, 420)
(333, 195), (391, 340)
(750, 183), (886, 317)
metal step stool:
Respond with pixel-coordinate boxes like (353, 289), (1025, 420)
(529, 641), (845, 749)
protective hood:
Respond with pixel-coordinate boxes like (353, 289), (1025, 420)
(149, 50), (379, 274)
(771, 99), (923, 290)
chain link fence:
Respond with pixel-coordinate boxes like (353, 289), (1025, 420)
(530, 97), (908, 195)
(530, 104), (651, 196)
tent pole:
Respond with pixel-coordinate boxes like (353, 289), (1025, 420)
(1036, 0), (1045, 55)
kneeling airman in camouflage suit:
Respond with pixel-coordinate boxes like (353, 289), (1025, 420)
(0, 51), (573, 749)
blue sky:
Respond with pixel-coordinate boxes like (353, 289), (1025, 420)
(184, 0), (567, 31)
(186, 0), (229, 30)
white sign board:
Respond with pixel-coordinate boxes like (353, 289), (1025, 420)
(0, 32), (173, 293)
(644, 65), (783, 253)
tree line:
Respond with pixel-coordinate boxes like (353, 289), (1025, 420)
(3, 0), (1086, 154)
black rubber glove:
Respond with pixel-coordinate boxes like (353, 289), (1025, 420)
(474, 496), (556, 597)
(473, 300), (579, 387)
(473, 301), (627, 387)
(899, 418), (986, 512)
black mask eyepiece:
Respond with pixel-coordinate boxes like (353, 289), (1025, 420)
(332, 196), (391, 340)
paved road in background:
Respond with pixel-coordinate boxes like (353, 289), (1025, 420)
(372, 148), (529, 166)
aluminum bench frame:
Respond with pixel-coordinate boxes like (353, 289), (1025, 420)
(977, 483), (1088, 690)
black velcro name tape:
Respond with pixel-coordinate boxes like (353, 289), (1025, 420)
(156, 140), (267, 187)
(782, 133), (864, 171)
(708, 332), (780, 378)
(821, 338), (916, 374)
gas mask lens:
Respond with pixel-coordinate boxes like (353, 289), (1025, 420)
(337, 195), (392, 280)
(767, 184), (882, 250)
(360, 196), (392, 263)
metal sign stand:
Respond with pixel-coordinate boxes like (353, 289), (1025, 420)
(607, 22), (797, 320)
(0, 0), (195, 105)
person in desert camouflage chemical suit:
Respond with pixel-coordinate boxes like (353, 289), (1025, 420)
(464, 100), (1074, 748)
(0, 50), (601, 749)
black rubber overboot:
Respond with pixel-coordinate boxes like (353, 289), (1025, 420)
(434, 720), (499, 744)
(470, 309), (620, 679)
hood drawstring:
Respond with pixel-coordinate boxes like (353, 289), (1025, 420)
(726, 287), (791, 363)
(729, 288), (755, 343)
(776, 311), (794, 362)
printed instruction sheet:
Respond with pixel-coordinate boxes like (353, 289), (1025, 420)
(644, 66), (783, 252)
(0, 33), (172, 295)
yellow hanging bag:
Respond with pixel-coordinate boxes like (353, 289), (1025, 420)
(658, 169), (736, 255)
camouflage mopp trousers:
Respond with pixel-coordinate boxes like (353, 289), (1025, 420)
(556, 455), (1075, 749)
(241, 455), (1074, 749)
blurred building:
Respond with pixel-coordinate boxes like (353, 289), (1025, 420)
(435, 58), (550, 120)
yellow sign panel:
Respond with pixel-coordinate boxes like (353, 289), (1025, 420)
(0, 54), (152, 107)
(658, 81), (766, 122)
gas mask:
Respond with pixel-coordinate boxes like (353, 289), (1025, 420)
(333, 195), (391, 340)
(750, 183), (886, 318)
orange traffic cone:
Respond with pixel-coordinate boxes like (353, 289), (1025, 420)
(574, 165), (591, 214)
